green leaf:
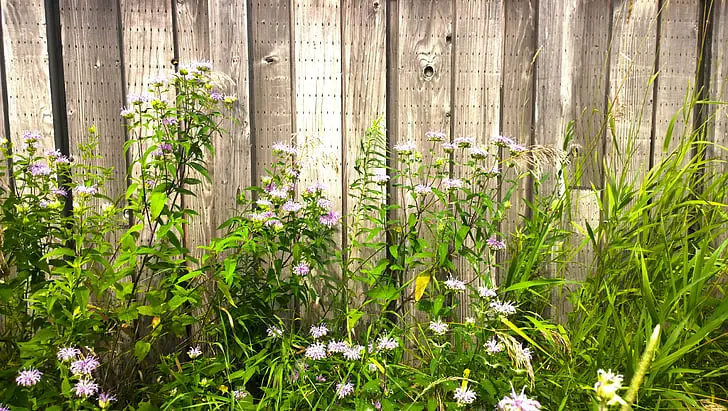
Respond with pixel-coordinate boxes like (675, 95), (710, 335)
(366, 284), (400, 301)
(134, 341), (151, 362)
(150, 191), (167, 219)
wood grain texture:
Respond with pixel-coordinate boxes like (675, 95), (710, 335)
(452, 0), (502, 318)
(395, 0), (453, 320)
(607, 0), (658, 184)
(293, 0), (343, 225)
(653, 0), (698, 162)
(1, 0), (54, 149)
(60, 0), (126, 201)
(249, 0), (293, 179)
(708, 0), (728, 167)
(500, 0), (536, 278)
(342, 0), (387, 322)
(535, 0), (610, 190)
(174, 0), (212, 255)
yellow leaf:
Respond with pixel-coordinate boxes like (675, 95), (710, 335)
(415, 272), (431, 302)
(152, 316), (161, 328)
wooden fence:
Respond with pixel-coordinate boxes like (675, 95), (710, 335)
(1, 0), (728, 315)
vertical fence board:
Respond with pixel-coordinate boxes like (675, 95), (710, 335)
(208, 0), (251, 232)
(709, 0), (728, 168)
(175, 0), (213, 254)
(249, 0), (293, 178)
(293, 0), (343, 226)
(452, 0), (502, 318)
(607, 0), (658, 183)
(1, 0), (54, 149)
(342, 0), (387, 321)
(653, 0), (698, 162)
(60, 0), (126, 201)
(293, 0), (343, 320)
(395, 0), (453, 320)
(501, 0), (536, 271)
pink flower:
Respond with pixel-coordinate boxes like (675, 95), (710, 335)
(320, 211), (340, 227)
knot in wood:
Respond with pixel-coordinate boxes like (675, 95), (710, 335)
(263, 55), (279, 64)
(423, 64), (435, 79)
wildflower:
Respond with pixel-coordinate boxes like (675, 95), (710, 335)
(469, 146), (488, 159)
(193, 60), (212, 72)
(342, 344), (363, 361)
(490, 135), (516, 147)
(53, 155), (71, 165)
(376, 336), (399, 351)
(508, 143), (526, 154)
(485, 336), (504, 354)
(209, 91), (224, 101)
(0, 404), (10, 411)
(305, 182), (327, 194)
(128, 93), (151, 105)
(320, 210), (341, 227)
(336, 381), (355, 399)
(454, 386), (477, 406)
(442, 142), (456, 153)
(120, 106), (135, 118)
(487, 236), (506, 250)
(441, 178), (463, 190)
(187, 345), (203, 359)
(265, 219), (283, 230)
(310, 324), (329, 339)
(266, 326), (283, 338)
(305, 342), (327, 360)
(478, 286), (497, 298)
(486, 165), (501, 176)
(51, 187), (68, 196)
(372, 170), (390, 185)
(70, 356), (100, 376)
(522, 346), (532, 361)
(271, 142), (298, 156)
(95, 391), (116, 408)
(16, 368), (42, 386)
(373, 400), (382, 410)
(73, 378), (99, 398)
(465, 317), (476, 325)
(162, 117), (178, 126)
(593, 369), (624, 405)
(368, 362), (378, 372)
(429, 320), (449, 336)
(394, 141), (417, 155)
(224, 95), (237, 104)
(490, 300), (517, 316)
(57, 346), (81, 362)
(256, 199), (273, 209)
(454, 136), (475, 148)
(293, 262), (310, 276)
(74, 184), (98, 196)
(148, 74), (167, 87)
(328, 340), (348, 353)
(426, 130), (446, 142)
(443, 276), (466, 292)
(268, 187), (289, 200)
(414, 184), (432, 195)
(233, 389), (248, 400)
(315, 375), (327, 382)
(317, 198), (332, 210)
(497, 386), (541, 410)
(282, 200), (303, 213)
(29, 163), (51, 176)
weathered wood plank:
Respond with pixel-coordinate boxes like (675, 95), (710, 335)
(452, 0), (502, 318)
(174, 0), (212, 255)
(249, 0), (293, 180)
(208, 0), (251, 232)
(607, 0), (658, 183)
(500, 0), (536, 278)
(395, 0), (453, 321)
(342, 0), (387, 323)
(708, 0), (728, 166)
(60, 0), (126, 201)
(293, 0), (343, 228)
(536, 0), (610, 190)
(1, 0), (54, 149)
(653, 0), (698, 162)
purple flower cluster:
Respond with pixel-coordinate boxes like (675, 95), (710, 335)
(310, 324), (329, 339)
(293, 261), (310, 276)
(454, 136), (475, 148)
(426, 130), (446, 142)
(74, 184), (98, 196)
(16, 368), (42, 387)
(320, 210), (341, 227)
(497, 386), (541, 410)
(336, 381), (355, 398)
(305, 342), (327, 360)
(70, 355), (101, 376)
(487, 236), (506, 250)
(73, 378), (99, 398)
(29, 163), (51, 176)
